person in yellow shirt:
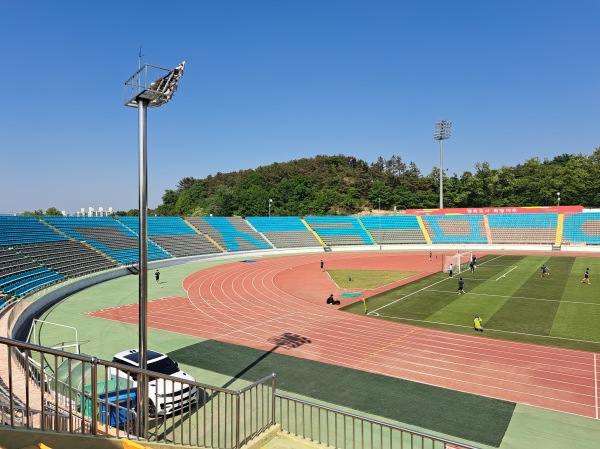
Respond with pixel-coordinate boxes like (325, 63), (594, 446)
(473, 315), (484, 332)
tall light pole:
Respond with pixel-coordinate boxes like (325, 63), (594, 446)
(434, 119), (452, 209)
(124, 60), (185, 438)
(557, 192), (560, 206)
(269, 198), (273, 217)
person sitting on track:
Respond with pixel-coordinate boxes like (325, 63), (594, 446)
(326, 294), (341, 305)
(473, 315), (484, 332)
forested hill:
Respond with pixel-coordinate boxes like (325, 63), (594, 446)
(155, 149), (600, 217)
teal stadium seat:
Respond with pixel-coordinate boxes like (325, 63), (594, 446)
(420, 215), (488, 244)
(304, 216), (374, 246)
(562, 212), (600, 245)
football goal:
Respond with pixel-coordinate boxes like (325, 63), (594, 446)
(442, 251), (472, 274)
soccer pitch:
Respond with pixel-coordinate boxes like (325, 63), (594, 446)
(342, 254), (600, 352)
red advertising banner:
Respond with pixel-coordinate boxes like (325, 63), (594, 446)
(406, 206), (583, 215)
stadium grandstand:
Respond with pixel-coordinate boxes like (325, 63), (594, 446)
(0, 209), (599, 302)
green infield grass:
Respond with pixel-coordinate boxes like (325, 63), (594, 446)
(328, 269), (419, 289)
(341, 254), (600, 352)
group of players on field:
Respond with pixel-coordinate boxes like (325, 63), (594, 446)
(446, 255), (592, 332)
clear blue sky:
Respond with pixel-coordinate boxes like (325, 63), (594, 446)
(1, 1), (598, 214)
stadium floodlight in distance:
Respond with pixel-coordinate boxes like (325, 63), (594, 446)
(124, 60), (185, 439)
(434, 119), (452, 209)
(557, 192), (560, 206)
(269, 198), (273, 217)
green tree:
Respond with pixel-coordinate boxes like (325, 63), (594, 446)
(44, 207), (63, 216)
(21, 209), (44, 217)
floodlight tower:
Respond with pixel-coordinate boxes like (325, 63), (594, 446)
(269, 198), (273, 217)
(124, 60), (185, 438)
(433, 119), (452, 209)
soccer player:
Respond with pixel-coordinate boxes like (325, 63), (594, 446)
(320, 260), (324, 271)
(472, 255), (477, 270)
(449, 263), (454, 278)
(473, 315), (484, 332)
(581, 268), (591, 284)
(540, 264), (549, 277)
(458, 277), (465, 294)
(469, 260), (475, 273)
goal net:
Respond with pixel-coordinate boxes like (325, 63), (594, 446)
(443, 251), (472, 274)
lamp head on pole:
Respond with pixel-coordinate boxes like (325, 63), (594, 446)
(434, 119), (452, 140)
(124, 61), (186, 108)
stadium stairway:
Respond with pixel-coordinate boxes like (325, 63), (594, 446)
(416, 216), (432, 244)
(482, 215), (493, 243)
(0, 424), (326, 449)
(555, 213), (564, 246)
(183, 219), (226, 252)
(300, 218), (327, 248)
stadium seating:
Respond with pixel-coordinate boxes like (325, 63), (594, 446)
(0, 216), (67, 246)
(487, 213), (558, 244)
(359, 216), (427, 244)
(117, 216), (221, 257)
(0, 266), (64, 297)
(14, 241), (118, 277)
(246, 217), (322, 248)
(420, 215), (488, 244)
(562, 212), (600, 245)
(304, 216), (374, 246)
(41, 216), (171, 264)
(186, 216), (272, 251)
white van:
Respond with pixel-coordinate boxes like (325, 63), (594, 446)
(108, 349), (197, 416)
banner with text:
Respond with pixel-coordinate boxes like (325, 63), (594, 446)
(406, 206), (583, 215)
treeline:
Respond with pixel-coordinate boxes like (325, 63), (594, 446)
(154, 149), (600, 216)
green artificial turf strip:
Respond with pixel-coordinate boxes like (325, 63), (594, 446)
(170, 340), (515, 447)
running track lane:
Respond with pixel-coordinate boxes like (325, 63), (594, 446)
(89, 253), (600, 419)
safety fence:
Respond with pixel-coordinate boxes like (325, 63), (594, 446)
(0, 336), (274, 449)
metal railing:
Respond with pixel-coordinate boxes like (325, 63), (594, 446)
(0, 336), (478, 449)
(0, 336), (274, 448)
(275, 394), (479, 449)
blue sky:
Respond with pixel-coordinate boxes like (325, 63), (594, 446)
(1, 1), (598, 214)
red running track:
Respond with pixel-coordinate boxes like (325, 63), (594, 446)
(89, 252), (600, 419)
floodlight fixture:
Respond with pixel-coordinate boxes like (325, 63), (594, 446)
(124, 61), (185, 108)
(433, 119), (452, 209)
(269, 198), (273, 217)
(557, 191), (560, 206)
(124, 60), (185, 439)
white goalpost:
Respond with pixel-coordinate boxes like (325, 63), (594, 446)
(442, 251), (472, 274)
(27, 319), (80, 354)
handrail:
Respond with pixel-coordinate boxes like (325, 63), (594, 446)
(0, 336), (275, 448)
(275, 393), (480, 449)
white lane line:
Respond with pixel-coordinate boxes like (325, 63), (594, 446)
(495, 266), (518, 281)
(595, 353), (598, 419)
(369, 277), (451, 314)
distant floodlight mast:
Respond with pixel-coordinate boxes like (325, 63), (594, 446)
(123, 60), (185, 439)
(557, 191), (560, 206)
(433, 119), (452, 209)
(269, 198), (273, 217)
